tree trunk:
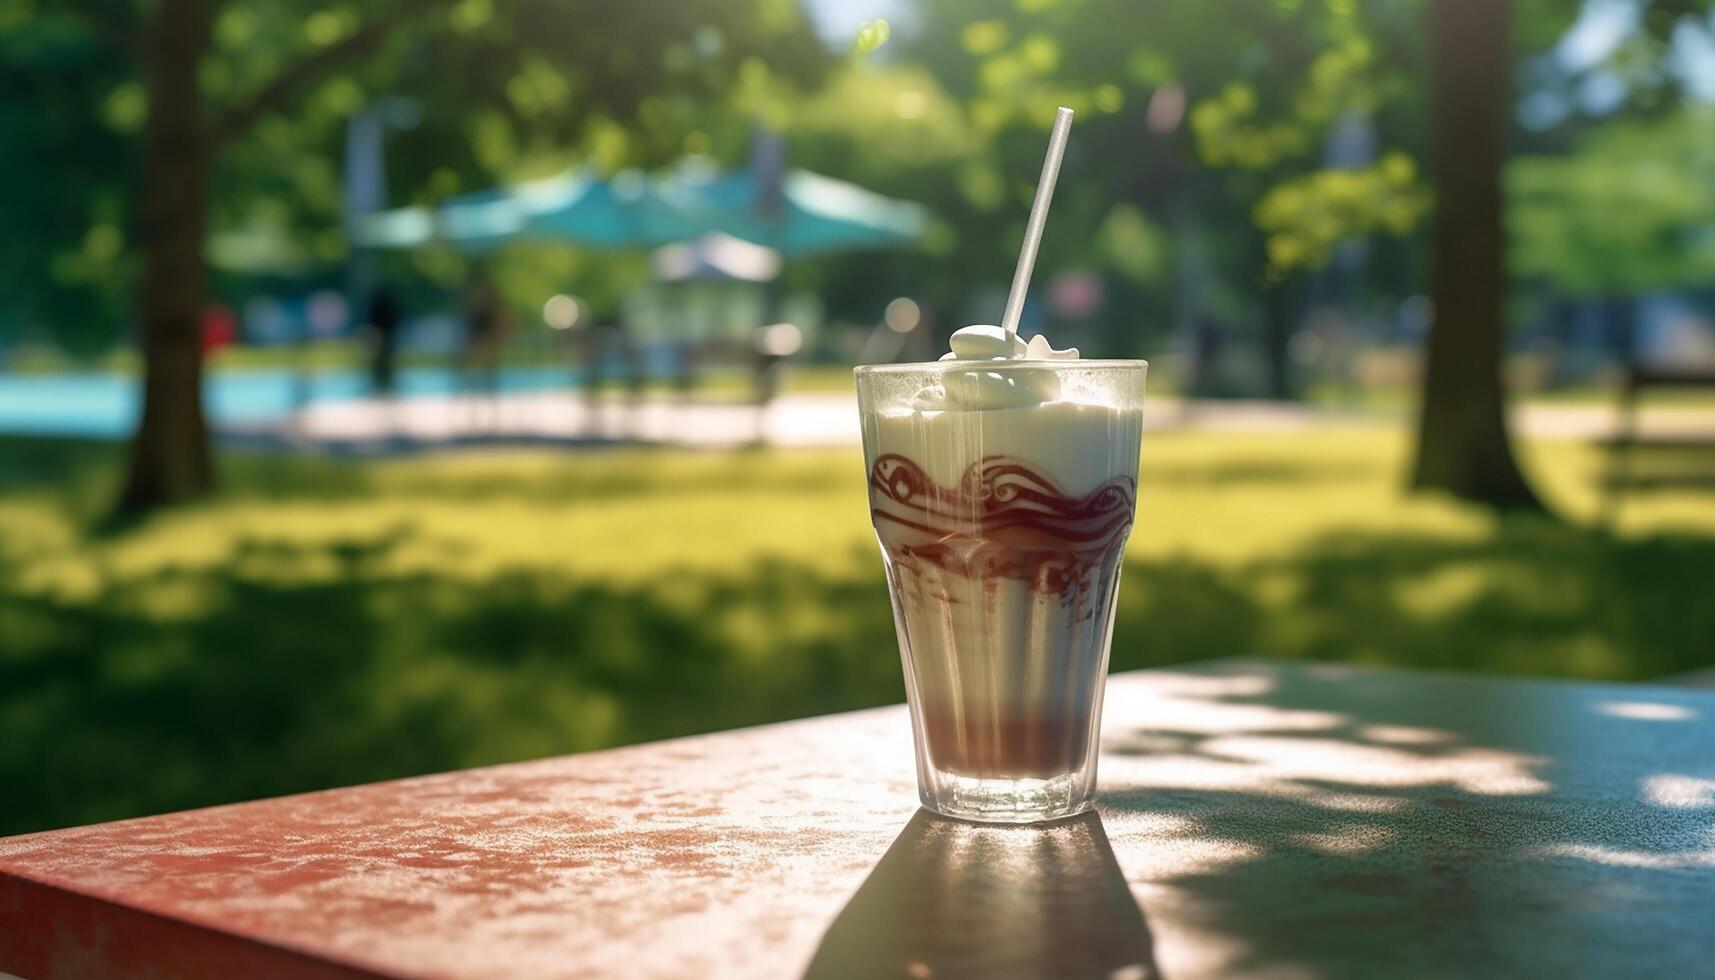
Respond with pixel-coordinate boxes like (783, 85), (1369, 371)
(119, 0), (215, 511)
(1409, 0), (1543, 510)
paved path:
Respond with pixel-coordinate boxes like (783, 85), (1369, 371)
(221, 391), (1715, 453)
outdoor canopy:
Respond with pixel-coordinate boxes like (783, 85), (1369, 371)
(349, 170), (709, 253)
(673, 167), (929, 257)
(651, 232), (784, 283)
(349, 165), (928, 257)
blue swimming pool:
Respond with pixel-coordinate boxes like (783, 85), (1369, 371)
(0, 366), (582, 439)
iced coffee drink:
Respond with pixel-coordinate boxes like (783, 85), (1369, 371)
(856, 326), (1145, 822)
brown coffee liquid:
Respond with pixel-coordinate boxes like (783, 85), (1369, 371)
(870, 454), (1134, 781)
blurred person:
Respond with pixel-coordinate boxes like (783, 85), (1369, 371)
(1190, 315), (1226, 400)
(463, 273), (509, 430)
(579, 316), (645, 440)
(366, 285), (403, 396)
(671, 341), (699, 402)
(750, 322), (800, 443)
(752, 342), (787, 408)
(200, 302), (236, 360)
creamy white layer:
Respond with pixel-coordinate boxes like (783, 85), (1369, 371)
(862, 400), (1141, 499)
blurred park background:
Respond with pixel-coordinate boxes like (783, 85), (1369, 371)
(5, 0), (1715, 835)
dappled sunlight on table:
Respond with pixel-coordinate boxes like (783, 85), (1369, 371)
(1090, 662), (1715, 979)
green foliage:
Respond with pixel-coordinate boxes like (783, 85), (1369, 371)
(0, 0), (828, 350)
(1191, 82), (1315, 171)
(1508, 108), (1715, 294)
(1256, 152), (1431, 271)
(0, 1), (138, 350)
(2, 430), (1712, 834)
(1097, 204), (1171, 286)
(1189, 32), (1391, 171)
(797, 0), (1686, 351)
(9, 0), (1710, 363)
(853, 18), (891, 57)
(875, 0), (1444, 351)
(1181, 7), (1430, 277)
(789, 64), (977, 174)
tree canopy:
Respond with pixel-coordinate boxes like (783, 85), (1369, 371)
(0, 0), (827, 349)
(1509, 107), (1715, 294)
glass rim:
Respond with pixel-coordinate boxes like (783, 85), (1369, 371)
(853, 358), (1148, 376)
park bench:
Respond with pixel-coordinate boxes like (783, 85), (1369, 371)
(1602, 359), (1715, 517)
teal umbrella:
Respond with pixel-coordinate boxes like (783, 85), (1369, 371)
(517, 171), (711, 248)
(678, 168), (928, 256)
(351, 171), (710, 252)
(351, 166), (928, 256)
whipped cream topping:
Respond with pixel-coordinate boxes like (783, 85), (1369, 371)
(920, 325), (1080, 409)
(938, 324), (1079, 362)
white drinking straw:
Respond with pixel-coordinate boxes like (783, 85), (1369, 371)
(1000, 106), (1074, 336)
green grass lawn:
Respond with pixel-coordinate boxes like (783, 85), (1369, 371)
(3, 430), (1712, 835)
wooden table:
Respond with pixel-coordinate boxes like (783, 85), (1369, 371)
(4, 660), (1713, 979)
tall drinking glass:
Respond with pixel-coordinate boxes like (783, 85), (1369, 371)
(855, 360), (1146, 823)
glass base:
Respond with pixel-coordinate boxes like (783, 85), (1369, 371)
(919, 769), (1093, 824)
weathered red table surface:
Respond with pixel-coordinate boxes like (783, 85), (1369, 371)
(4, 660), (1714, 980)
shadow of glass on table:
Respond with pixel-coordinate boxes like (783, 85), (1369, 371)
(803, 808), (1159, 980)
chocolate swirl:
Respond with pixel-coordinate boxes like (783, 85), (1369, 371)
(868, 454), (1135, 595)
